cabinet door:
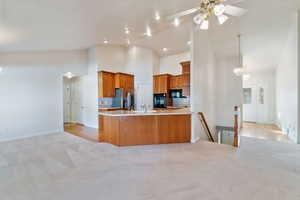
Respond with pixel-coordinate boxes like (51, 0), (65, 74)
(153, 76), (159, 94)
(181, 61), (191, 74)
(181, 74), (190, 87)
(170, 76), (176, 90)
(99, 71), (115, 97)
(176, 75), (183, 89)
(160, 75), (169, 93)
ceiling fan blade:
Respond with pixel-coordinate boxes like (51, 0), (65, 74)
(224, 5), (247, 16)
(167, 7), (199, 20)
(221, 0), (245, 5)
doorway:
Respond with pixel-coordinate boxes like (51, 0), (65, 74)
(63, 76), (99, 142)
(241, 70), (290, 142)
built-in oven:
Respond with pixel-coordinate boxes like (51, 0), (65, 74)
(153, 94), (167, 108)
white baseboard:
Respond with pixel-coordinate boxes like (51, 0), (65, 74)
(0, 129), (61, 143)
(191, 136), (200, 143)
(83, 123), (98, 129)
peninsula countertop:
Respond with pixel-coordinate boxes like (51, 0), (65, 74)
(99, 108), (191, 117)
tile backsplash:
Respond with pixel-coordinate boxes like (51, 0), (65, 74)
(99, 98), (113, 107)
(172, 97), (190, 107)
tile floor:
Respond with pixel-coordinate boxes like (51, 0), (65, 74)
(0, 132), (299, 200)
(241, 122), (291, 143)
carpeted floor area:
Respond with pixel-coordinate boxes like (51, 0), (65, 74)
(0, 132), (300, 200)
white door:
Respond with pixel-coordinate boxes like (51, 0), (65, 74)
(71, 77), (82, 124)
(63, 78), (72, 123)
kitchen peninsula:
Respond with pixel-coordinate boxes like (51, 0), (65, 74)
(99, 109), (191, 146)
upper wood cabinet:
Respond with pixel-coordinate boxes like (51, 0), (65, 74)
(181, 74), (190, 87)
(98, 71), (115, 98)
(170, 75), (182, 90)
(115, 73), (134, 94)
(153, 74), (170, 94)
(180, 61), (191, 74)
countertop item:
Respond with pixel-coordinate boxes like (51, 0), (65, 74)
(99, 108), (191, 117)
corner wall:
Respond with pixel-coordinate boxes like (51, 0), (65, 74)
(276, 12), (299, 143)
(125, 46), (160, 110)
(191, 30), (217, 142)
(215, 57), (243, 128)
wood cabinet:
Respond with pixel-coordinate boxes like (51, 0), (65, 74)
(98, 71), (115, 97)
(99, 114), (191, 146)
(170, 75), (182, 90)
(115, 73), (134, 94)
(153, 74), (170, 94)
(170, 74), (190, 89)
(181, 74), (190, 87)
(180, 61), (191, 74)
(98, 71), (134, 98)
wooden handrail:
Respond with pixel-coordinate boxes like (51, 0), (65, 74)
(198, 112), (215, 142)
(233, 106), (239, 147)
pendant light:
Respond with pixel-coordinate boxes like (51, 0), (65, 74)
(233, 34), (251, 80)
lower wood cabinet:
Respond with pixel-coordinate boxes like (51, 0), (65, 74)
(99, 114), (191, 146)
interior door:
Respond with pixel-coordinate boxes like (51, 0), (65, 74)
(63, 79), (72, 123)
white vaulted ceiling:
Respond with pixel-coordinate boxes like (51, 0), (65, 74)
(0, 0), (198, 52)
(0, 0), (299, 71)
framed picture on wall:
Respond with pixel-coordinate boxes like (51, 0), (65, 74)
(243, 88), (252, 104)
(259, 87), (264, 104)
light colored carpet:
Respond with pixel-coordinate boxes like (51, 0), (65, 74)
(0, 133), (300, 200)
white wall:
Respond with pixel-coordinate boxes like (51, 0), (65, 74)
(215, 57), (243, 127)
(243, 70), (276, 124)
(125, 46), (159, 110)
(191, 30), (217, 142)
(0, 50), (88, 141)
(276, 12), (299, 143)
(81, 45), (159, 128)
(159, 52), (190, 75)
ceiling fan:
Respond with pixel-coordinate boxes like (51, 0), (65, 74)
(168, 0), (247, 30)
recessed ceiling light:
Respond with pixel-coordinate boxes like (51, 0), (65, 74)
(155, 13), (161, 21)
(174, 18), (180, 27)
(0, 67), (3, 73)
(145, 27), (152, 37)
(125, 27), (130, 34)
(104, 39), (108, 44)
(162, 48), (168, 52)
(187, 41), (192, 45)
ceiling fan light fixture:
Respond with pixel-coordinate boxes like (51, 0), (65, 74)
(214, 4), (226, 16)
(193, 13), (205, 25)
(200, 20), (209, 30)
(218, 14), (229, 25)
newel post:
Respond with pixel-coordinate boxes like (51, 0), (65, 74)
(233, 106), (239, 147)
